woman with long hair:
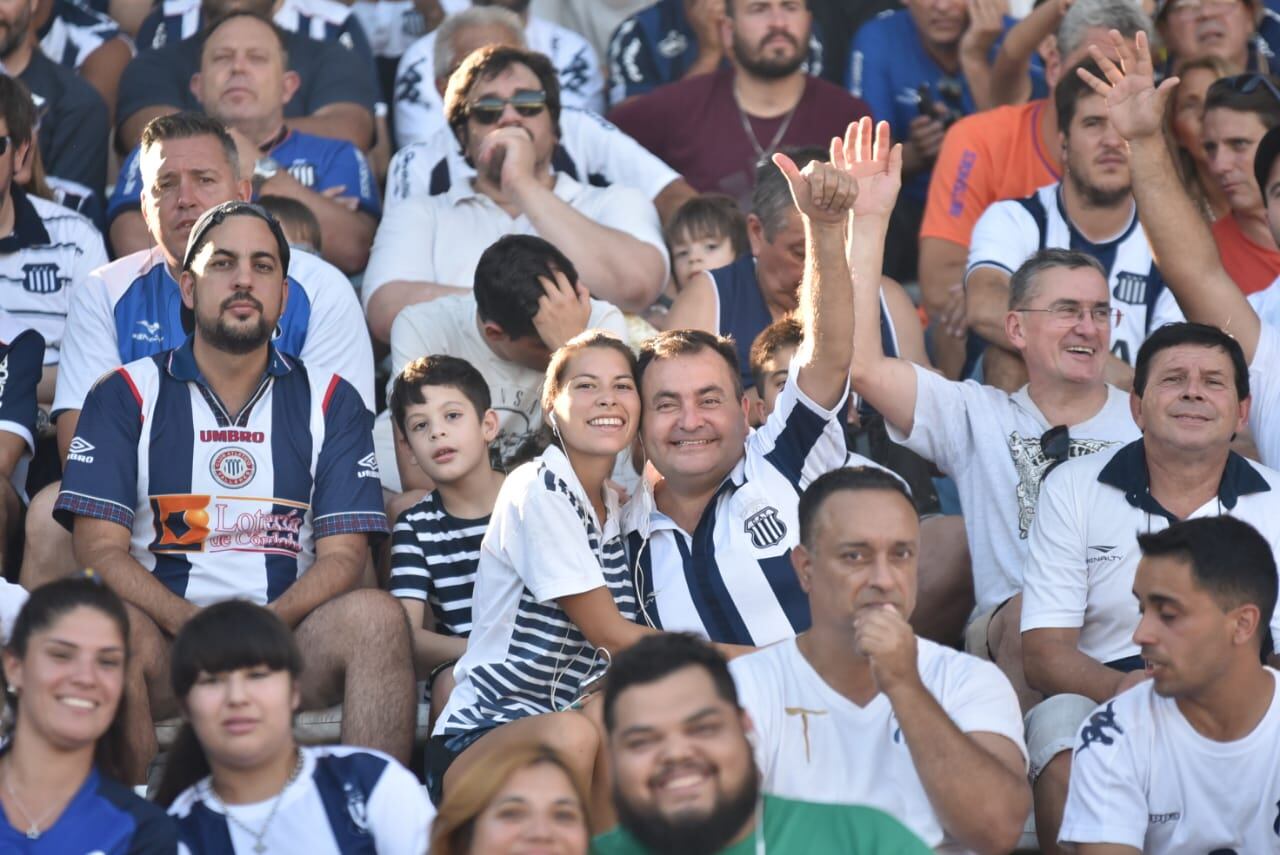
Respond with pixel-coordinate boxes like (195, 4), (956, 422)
(429, 743), (589, 855)
(156, 600), (433, 854)
(0, 575), (177, 852)
(1168, 55), (1232, 220)
(427, 331), (656, 823)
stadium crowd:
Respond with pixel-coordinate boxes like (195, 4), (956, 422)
(0, 0), (1279, 852)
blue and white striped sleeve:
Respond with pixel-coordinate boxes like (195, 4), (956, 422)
(749, 367), (849, 490)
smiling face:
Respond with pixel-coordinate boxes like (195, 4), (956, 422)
(609, 666), (758, 855)
(1203, 107), (1269, 215)
(548, 345), (641, 461)
(140, 134), (248, 270)
(192, 15), (297, 132)
(1132, 343), (1248, 454)
(465, 761), (590, 855)
(401, 384), (498, 484)
(2, 606), (125, 753)
(183, 664), (299, 771)
(1007, 264), (1113, 386)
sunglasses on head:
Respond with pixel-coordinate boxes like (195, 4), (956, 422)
(468, 90), (548, 125)
(1040, 425), (1071, 477)
(1222, 73), (1280, 108)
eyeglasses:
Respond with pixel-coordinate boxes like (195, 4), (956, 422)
(1040, 425), (1071, 477)
(467, 90), (548, 125)
(1220, 74), (1280, 109)
(1017, 303), (1123, 327)
(1167, 0), (1240, 18)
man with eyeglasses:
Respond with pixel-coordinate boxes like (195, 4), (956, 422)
(846, 124), (1142, 713)
(1020, 322), (1280, 854)
(1157, 0), (1260, 75)
(362, 44), (667, 345)
(965, 57), (1184, 393)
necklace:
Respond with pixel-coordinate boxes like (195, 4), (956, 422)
(207, 749), (306, 854)
(734, 87), (800, 169)
(2, 759), (66, 839)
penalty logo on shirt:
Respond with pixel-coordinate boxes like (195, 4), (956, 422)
(211, 447), (257, 489)
(744, 506), (787, 550)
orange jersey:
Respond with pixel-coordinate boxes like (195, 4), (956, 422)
(1211, 214), (1280, 295)
(921, 100), (1061, 247)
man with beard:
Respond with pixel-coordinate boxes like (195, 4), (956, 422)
(596, 632), (932, 853)
(607, 0), (868, 207)
(0, 0), (108, 196)
(52, 200), (415, 781)
(1058, 516), (1280, 854)
(965, 59), (1184, 393)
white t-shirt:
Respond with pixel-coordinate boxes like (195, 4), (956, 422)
(384, 106), (679, 208)
(1060, 672), (1280, 852)
(363, 172), (667, 305)
(966, 183), (1184, 366)
(887, 365), (1140, 613)
(1246, 319), (1280, 470)
(1023, 441), (1280, 665)
(388, 292), (628, 465)
(393, 15), (605, 147)
(731, 638), (1027, 854)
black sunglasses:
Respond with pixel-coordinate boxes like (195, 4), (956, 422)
(1222, 74), (1280, 108)
(1041, 425), (1071, 477)
(468, 90), (548, 125)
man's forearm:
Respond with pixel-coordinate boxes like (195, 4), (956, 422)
(80, 541), (197, 635)
(289, 105), (375, 151)
(848, 214), (893, 379)
(1024, 636), (1128, 703)
(367, 281), (471, 344)
(268, 537), (367, 628)
(796, 218), (854, 404)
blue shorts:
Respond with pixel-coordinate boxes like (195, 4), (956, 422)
(425, 725), (496, 805)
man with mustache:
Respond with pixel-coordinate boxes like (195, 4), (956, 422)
(1021, 321), (1280, 853)
(52, 201), (413, 781)
(608, 0), (868, 207)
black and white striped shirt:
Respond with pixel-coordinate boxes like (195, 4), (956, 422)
(388, 490), (487, 637)
(435, 445), (639, 737)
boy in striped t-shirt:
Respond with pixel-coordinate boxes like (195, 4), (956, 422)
(387, 355), (505, 719)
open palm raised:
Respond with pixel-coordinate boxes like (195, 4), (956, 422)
(1076, 30), (1179, 142)
(840, 117), (903, 220)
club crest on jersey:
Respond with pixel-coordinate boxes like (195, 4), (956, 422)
(22, 262), (63, 294)
(210, 447), (256, 488)
(744, 506), (786, 549)
(288, 162), (317, 187)
(343, 781), (371, 835)
(1112, 272), (1148, 305)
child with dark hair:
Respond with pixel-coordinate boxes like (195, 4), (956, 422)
(257, 195), (324, 255)
(648, 194), (748, 330)
(388, 355), (506, 720)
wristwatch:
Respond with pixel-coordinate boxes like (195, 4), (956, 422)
(251, 156), (281, 195)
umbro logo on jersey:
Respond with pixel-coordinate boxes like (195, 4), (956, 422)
(68, 436), (95, 463)
(1076, 701), (1124, 754)
(22, 262), (63, 294)
(744, 506), (786, 549)
(210, 447), (257, 488)
(357, 453), (380, 479)
(201, 430), (265, 443)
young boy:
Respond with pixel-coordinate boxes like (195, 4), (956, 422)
(647, 194), (748, 330)
(387, 354), (506, 718)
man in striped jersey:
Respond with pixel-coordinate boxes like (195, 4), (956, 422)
(53, 201), (414, 781)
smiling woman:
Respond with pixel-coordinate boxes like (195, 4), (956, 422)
(0, 575), (179, 852)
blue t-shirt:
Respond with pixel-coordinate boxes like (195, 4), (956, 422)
(108, 128), (381, 225)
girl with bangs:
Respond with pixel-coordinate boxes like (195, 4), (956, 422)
(155, 600), (434, 854)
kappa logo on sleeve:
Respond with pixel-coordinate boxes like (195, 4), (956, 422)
(1075, 701), (1124, 754)
(357, 453), (380, 479)
(67, 436), (95, 463)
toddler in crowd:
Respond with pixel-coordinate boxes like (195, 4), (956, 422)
(257, 194), (324, 255)
(646, 194), (748, 330)
(387, 355), (506, 721)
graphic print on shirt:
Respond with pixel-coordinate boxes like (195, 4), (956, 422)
(1075, 700), (1124, 754)
(784, 706), (827, 763)
(1008, 431), (1118, 537)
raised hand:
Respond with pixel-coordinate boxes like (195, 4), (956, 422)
(772, 135), (857, 226)
(840, 117), (904, 220)
(1077, 29), (1179, 142)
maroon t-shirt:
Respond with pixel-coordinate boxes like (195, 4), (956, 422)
(608, 64), (870, 206)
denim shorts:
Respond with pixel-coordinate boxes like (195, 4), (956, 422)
(425, 725), (496, 805)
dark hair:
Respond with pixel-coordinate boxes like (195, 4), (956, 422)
(181, 200), (291, 277)
(798, 466), (915, 548)
(1204, 75), (1280, 131)
(140, 112), (240, 181)
(1133, 322), (1250, 400)
(4, 575), (132, 783)
(751, 145), (827, 240)
(1056, 58), (1107, 132)
(0, 76), (37, 148)
(201, 10), (289, 65)
(638, 329), (745, 400)
(602, 633), (739, 732)
(1137, 516), (1277, 656)
(153, 601), (303, 806)
(663, 194), (749, 259)
(540, 330), (638, 415)
(444, 45), (562, 148)
(748, 316), (802, 391)
(723, 0), (809, 16)
(474, 235), (579, 340)
(258, 195), (322, 253)
(389, 354), (494, 436)
(1007, 247), (1106, 309)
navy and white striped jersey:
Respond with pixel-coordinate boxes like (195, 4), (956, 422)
(0, 763), (178, 853)
(170, 746), (433, 855)
(966, 182), (1184, 366)
(0, 187), (107, 366)
(37, 0), (124, 70)
(53, 339), (388, 607)
(0, 312), (44, 458)
(619, 369), (848, 648)
(388, 489), (487, 637)
(435, 445), (639, 737)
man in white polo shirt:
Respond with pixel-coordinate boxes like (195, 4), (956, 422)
(1061, 516), (1280, 853)
(1021, 321), (1280, 853)
(731, 466), (1030, 853)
